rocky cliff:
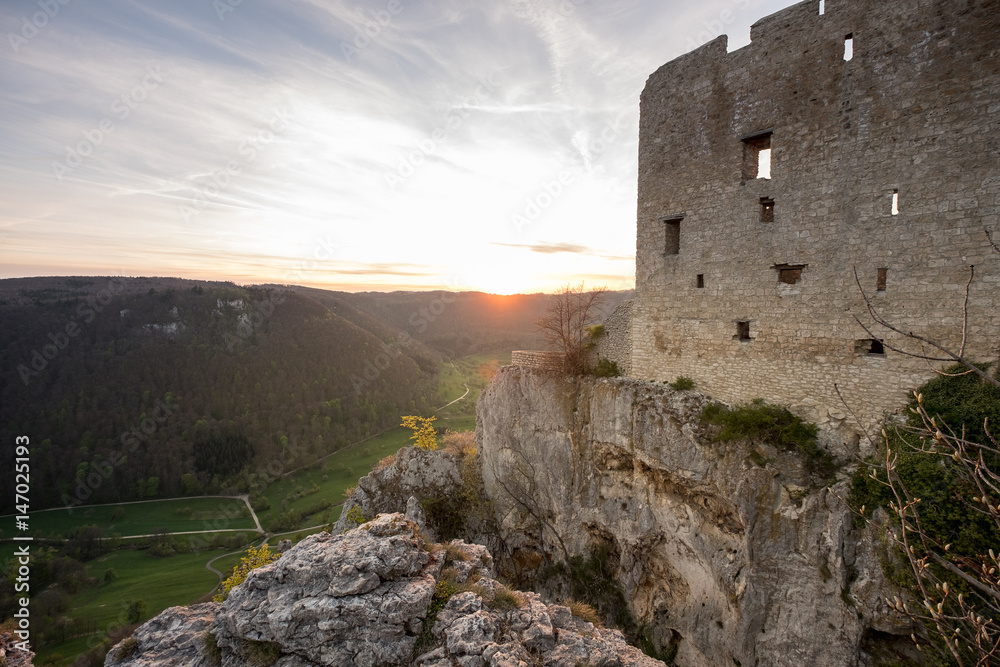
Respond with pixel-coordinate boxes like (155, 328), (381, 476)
(106, 514), (663, 667)
(476, 366), (910, 667)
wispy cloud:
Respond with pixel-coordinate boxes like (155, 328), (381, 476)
(493, 241), (632, 261)
(0, 0), (793, 293)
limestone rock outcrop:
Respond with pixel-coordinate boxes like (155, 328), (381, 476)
(0, 632), (35, 667)
(477, 366), (906, 667)
(332, 445), (464, 536)
(106, 513), (665, 667)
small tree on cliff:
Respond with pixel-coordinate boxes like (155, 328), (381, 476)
(536, 283), (607, 374)
(401, 415), (438, 450)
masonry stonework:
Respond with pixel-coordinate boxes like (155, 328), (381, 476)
(632, 0), (1000, 428)
(593, 298), (633, 375)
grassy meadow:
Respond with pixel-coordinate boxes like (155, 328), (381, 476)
(25, 497), (256, 538)
(7, 351), (504, 666)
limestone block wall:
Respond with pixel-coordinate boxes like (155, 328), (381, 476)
(593, 299), (633, 375)
(632, 0), (1000, 427)
(511, 350), (564, 371)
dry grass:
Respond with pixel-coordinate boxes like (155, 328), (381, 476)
(443, 431), (476, 457)
(374, 453), (396, 471)
(444, 542), (471, 562)
(566, 599), (602, 627)
(491, 586), (523, 611)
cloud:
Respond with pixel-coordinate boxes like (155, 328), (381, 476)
(0, 0), (795, 293)
(493, 241), (632, 261)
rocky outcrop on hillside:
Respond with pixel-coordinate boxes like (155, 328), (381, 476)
(0, 632), (35, 667)
(332, 445), (464, 536)
(106, 513), (664, 667)
(477, 366), (909, 667)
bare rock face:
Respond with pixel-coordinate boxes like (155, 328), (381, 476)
(333, 445), (464, 535)
(107, 513), (663, 667)
(103, 603), (218, 666)
(0, 632), (36, 667)
(213, 513), (442, 666)
(476, 366), (905, 667)
(417, 590), (664, 667)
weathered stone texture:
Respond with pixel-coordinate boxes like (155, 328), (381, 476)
(107, 514), (664, 667)
(332, 444), (464, 535)
(633, 0), (1000, 427)
(593, 298), (634, 375)
(511, 350), (564, 371)
(477, 366), (905, 667)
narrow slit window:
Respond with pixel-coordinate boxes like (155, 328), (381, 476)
(877, 268), (887, 292)
(844, 34), (854, 61)
(736, 321), (751, 341)
(662, 216), (682, 255)
(856, 339), (885, 356)
(742, 130), (773, 181)
(760, 197), (775, 223)
(696, 274), (705, 288)
(819, 0), (825, 15)
(891, 190), (899, 215)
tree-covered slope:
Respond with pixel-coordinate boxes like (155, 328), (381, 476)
(0, 277), (439, 511)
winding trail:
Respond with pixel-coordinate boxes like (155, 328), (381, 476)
(435, 384), (470, 412)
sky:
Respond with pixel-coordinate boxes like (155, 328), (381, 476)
(0, 0), (796, 294)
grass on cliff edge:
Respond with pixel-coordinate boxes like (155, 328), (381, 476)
(700, 398), (836, 477)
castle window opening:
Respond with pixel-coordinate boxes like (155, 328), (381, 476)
(736, 320), (752, 341)
(877, 268), (887, 292)
(662, 216), (682, 255)
(844, 34), (854, 61)
(776, 264), (805, 285)
(697, 274), (705, 288)
(741, 130), (773, 181)
(819, 0), (825, 15)
(856, 338), (885, 356)
(891, 190), (899, 215)
(760, 197), (775, 222)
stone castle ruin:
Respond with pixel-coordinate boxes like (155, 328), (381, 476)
(629, 0), (1000, 427)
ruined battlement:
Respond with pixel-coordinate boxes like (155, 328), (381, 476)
(632, 0), (1000, 427)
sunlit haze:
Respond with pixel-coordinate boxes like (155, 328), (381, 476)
(0, 0), (794, 293)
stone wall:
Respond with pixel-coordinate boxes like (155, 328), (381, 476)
(593, 299), (633, 375)
(633, 0), (1000, 427)
(511, 350), (564, 371)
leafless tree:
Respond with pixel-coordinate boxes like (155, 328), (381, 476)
(536, 283), (607, 374)
(484, 441), (570, 574)
(845, 229), (1000, 665)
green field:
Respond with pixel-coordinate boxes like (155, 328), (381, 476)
(22, 497), (256, 538)
(254, 427), (413, 530)
(35, 548), (228, 666)
(11, 351), (501, 666)
(434, 352), (508, 427)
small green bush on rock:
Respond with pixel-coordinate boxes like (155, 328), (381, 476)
(700, 399), (835, 478)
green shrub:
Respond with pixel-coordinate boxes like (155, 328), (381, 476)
(700, 399), (835, 478)
(668, 376), (695, 391)
(585, 324), (606, 342)
(847, 367), (1000, 663)
(591, 358), (620, 378)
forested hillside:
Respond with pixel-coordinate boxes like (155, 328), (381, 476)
(0, 277), (441, 511)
